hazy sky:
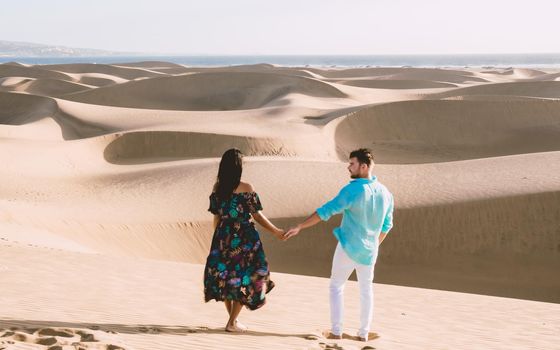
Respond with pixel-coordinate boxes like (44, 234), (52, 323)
(1, 0), (559, 55)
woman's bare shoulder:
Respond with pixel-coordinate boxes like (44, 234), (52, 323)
(236, 181), (255, 193)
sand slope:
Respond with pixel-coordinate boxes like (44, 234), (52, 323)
(0, 243), (558, 350)
(41, 63), (168, 80)
(332, 99), (560, 163)
(62, 72), (347, 110)
(1, 61), (559, 349)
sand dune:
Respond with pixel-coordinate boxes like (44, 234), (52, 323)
(0, 63), (72, 80)
(1, 62), (559, 349)
(429, 81), (560, 99)
(2, 150), (559, 301)
(307, 67), (489, 83)
(110, 61), (193, 75)
(442, 94), (547, 102)
(61, 72), (347, 110)
(177, 64), (316, 78)
(103, 131), (329, 164)
(0, 91), (58, 125)
(331, 79), (457, 89)
(528, 71), (560, 81)
(0, 76), (33, 88)
(41, 63), (167, 80)
(1, 61), (30, 67)
(0, 92), (120, 140)
(0, 77), (93, 96)
(68, 73), (130, 87)
(481, 68), (547, 79)
(114, 61), (188, 69)
(332, 99), (560, 163)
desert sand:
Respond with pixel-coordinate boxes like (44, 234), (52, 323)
(1, 61), (559, 349)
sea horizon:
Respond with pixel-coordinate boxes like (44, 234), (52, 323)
(1, 53), (560, 68)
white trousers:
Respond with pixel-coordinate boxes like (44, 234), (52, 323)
(329, 243), (375, 338)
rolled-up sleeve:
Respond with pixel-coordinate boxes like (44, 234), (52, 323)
(381, 194), (394, 233)
(316, 186), (354, 221)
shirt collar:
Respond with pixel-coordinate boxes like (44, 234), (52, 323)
(351, 175), (377, 184)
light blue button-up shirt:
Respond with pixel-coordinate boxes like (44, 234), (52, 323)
(316, 176), (394, 266)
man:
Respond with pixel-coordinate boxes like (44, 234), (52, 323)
(284, 148), (394, 341)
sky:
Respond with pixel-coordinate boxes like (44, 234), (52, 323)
(1, 0), (559, 55)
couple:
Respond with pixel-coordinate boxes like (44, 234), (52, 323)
(203, 148), (394, 341)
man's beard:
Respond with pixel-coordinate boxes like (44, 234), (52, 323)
(350, 173), (359, 179)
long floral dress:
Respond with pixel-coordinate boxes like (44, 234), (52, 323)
(204, 191), (275, 310)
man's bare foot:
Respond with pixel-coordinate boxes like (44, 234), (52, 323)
(225, 322), (247, 333)
(322, 330), (342, 339)
(357, 332), (380, 342)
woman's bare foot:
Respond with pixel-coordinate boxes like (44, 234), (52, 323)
(225, 321), (248, 333)
(235, 320), (248, 331)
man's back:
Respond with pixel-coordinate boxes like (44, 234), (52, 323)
(317, 176), (394, 265)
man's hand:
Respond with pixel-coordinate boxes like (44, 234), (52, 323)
(284, 226), (301, 240)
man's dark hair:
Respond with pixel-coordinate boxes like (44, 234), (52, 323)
(349, 148), (373, 167)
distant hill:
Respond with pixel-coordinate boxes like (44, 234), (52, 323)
(0, 40), (138, 57)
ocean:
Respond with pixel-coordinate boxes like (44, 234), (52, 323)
(1, 54), (560, 68)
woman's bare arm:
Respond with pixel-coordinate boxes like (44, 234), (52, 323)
(213, 214), (220, 230)
(252, 211), (284, 239)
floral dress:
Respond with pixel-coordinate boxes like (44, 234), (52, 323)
(204, 191), (275, 310)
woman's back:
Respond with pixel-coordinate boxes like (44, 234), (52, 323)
(209, 190), (262, 223)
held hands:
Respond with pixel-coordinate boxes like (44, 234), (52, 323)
(283, 225), (301, 240)
(271, 225), (302, 241)
(273, 228), (287, 241)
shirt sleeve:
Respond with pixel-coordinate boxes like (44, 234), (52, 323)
(381, 193), (394, 233)
(316, 185), (355, 221)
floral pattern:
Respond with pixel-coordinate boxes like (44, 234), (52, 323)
(204, 191), (275, 310)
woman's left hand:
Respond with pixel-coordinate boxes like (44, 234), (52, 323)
(273, 228), (286, 241)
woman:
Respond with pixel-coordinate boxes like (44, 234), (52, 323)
(204, 148), (284, 333)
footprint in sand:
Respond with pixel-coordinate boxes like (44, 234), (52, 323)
(76, 330), (97, 342)
(106, 345), (126, 350)
(362, 333), (380, 342)
(38, 328), (75, 337)
(319, 342), (344, 350)
(138, 326), (160, 334)
(1, 327), (127, 350)
(36, 337), (58, 345)
(13, 333), (27, 342)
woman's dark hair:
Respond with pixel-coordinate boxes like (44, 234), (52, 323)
(215, 148), (243, 200)
(349, 148), (373, 167)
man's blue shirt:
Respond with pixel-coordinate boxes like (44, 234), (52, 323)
(316, 176), (394, 265)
